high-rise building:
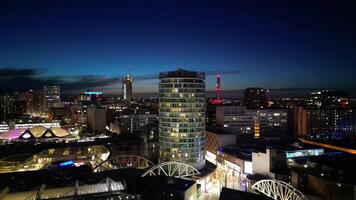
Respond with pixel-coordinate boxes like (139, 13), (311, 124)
(244, 87), (268, 109)
(43, 85), (61, 113)
(294, 106), (307, 138)
(87, 106), (107, 133)
(26, 90), (34, 114)
(122, 75), (133, 101)
(0, 95), (13, 122)
(118, 113), (157, 134)
(159, 69), (206, 169)
(33, 90), (44, 114)
(12, 100), (26, 117)
(216, 74), (222, 99)
(306, 108), (356, 135)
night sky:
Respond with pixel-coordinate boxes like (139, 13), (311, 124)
(0, 0), (355, 96)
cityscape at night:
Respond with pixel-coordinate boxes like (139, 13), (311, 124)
(0, 0), (356, 200)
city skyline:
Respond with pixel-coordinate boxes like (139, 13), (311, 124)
(1, 0), (356, 96)
(1, 1), (356, 200)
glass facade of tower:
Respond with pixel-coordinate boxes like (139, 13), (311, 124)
(159, 69), (206, 169)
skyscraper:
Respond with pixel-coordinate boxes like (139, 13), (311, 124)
(43, 85), (61, 113)
(122, 75), (133, 101)
(244, 87), (268, 109)
(87, 106), (107, 133)
(0, 95), (13, 122)
(159, 69), (206, 169)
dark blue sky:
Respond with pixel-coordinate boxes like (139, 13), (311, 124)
(0, 0), (355, 95)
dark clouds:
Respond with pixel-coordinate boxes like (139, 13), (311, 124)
(0, 68), (121, 93)
(0, 68), (243, 94)
(0, 68), (37, 78)
(133, 70), (243, 81)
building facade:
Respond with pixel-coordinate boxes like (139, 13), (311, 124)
(292, 106), (356, 137)
(216, 105), (288, 138)
(43, 85), (61, 114)
(294, 106), (308, 137)
(87, 106), (107, 133)
(118, 114), (157, 134)
(244, 88), (268, 109)
(122, 75), (133, 101)
(159, 69), (206, 169)
(0, 95), (13, 122)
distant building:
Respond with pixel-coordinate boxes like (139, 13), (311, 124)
(43, 85), (61, 114)
(216, 105), (288, 139)
(122, 75), (133, 101)
(26, 89), (44, 115)
(159, 69), (206, 169)
(12, 100), (26, 118)
(80, 91), (103, 104)
(0, 95), (13, 122)
(306, 108), (356, 135)
(87, 106), (107, 133)
(118, 113), (157, 134)
(33, 90), (44, 114)
(293, 107), (307, 138)
(244, 88), (268, 109)
(25, 90), (34, 114)
(307, 90), (349, 108)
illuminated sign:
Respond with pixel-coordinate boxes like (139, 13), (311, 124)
(85, 91), (103, 95)
(58, 160), (74, 167)
(286, 149), (324, 158)
(244, 161), (252, 174)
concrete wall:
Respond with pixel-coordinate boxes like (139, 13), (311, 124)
(252, 149), (275, 178)
(184, 182), (197, 200)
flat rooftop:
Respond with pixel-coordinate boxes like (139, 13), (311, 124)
(219, 188), (273, 200)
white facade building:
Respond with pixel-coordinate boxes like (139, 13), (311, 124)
(159, 69), (206, 169)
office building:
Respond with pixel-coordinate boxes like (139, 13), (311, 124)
(244, 88), (268, 109)
(87, 106), (107, 133)
(12, 100), (26, 117)
(118, 113), (157, 134)
(26, 89), (43, 115)
(33, 90), (44, 114)
(307, 90), (349, 108)
(293, 107), (307, 138)
(159, 69), (206, 169)
(306, 108), (356, 135)
(122, 75), (133, 101)
(0, 95), (13, 122)
(43, 85), (61, 113)
(216, 105), (288, 138)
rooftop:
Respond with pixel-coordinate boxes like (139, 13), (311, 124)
(219, 188), (273, 200)
(0, 126), (70, 140)
(159, 69), (205, 79)
(1, 178), (128, 200)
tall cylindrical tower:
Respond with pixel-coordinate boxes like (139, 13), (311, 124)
(159, 69), (206, 169)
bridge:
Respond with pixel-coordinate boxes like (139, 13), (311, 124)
(141, 161), (200, 178)
(252, 179), (308, 200)
(93, 154), (154, 172)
